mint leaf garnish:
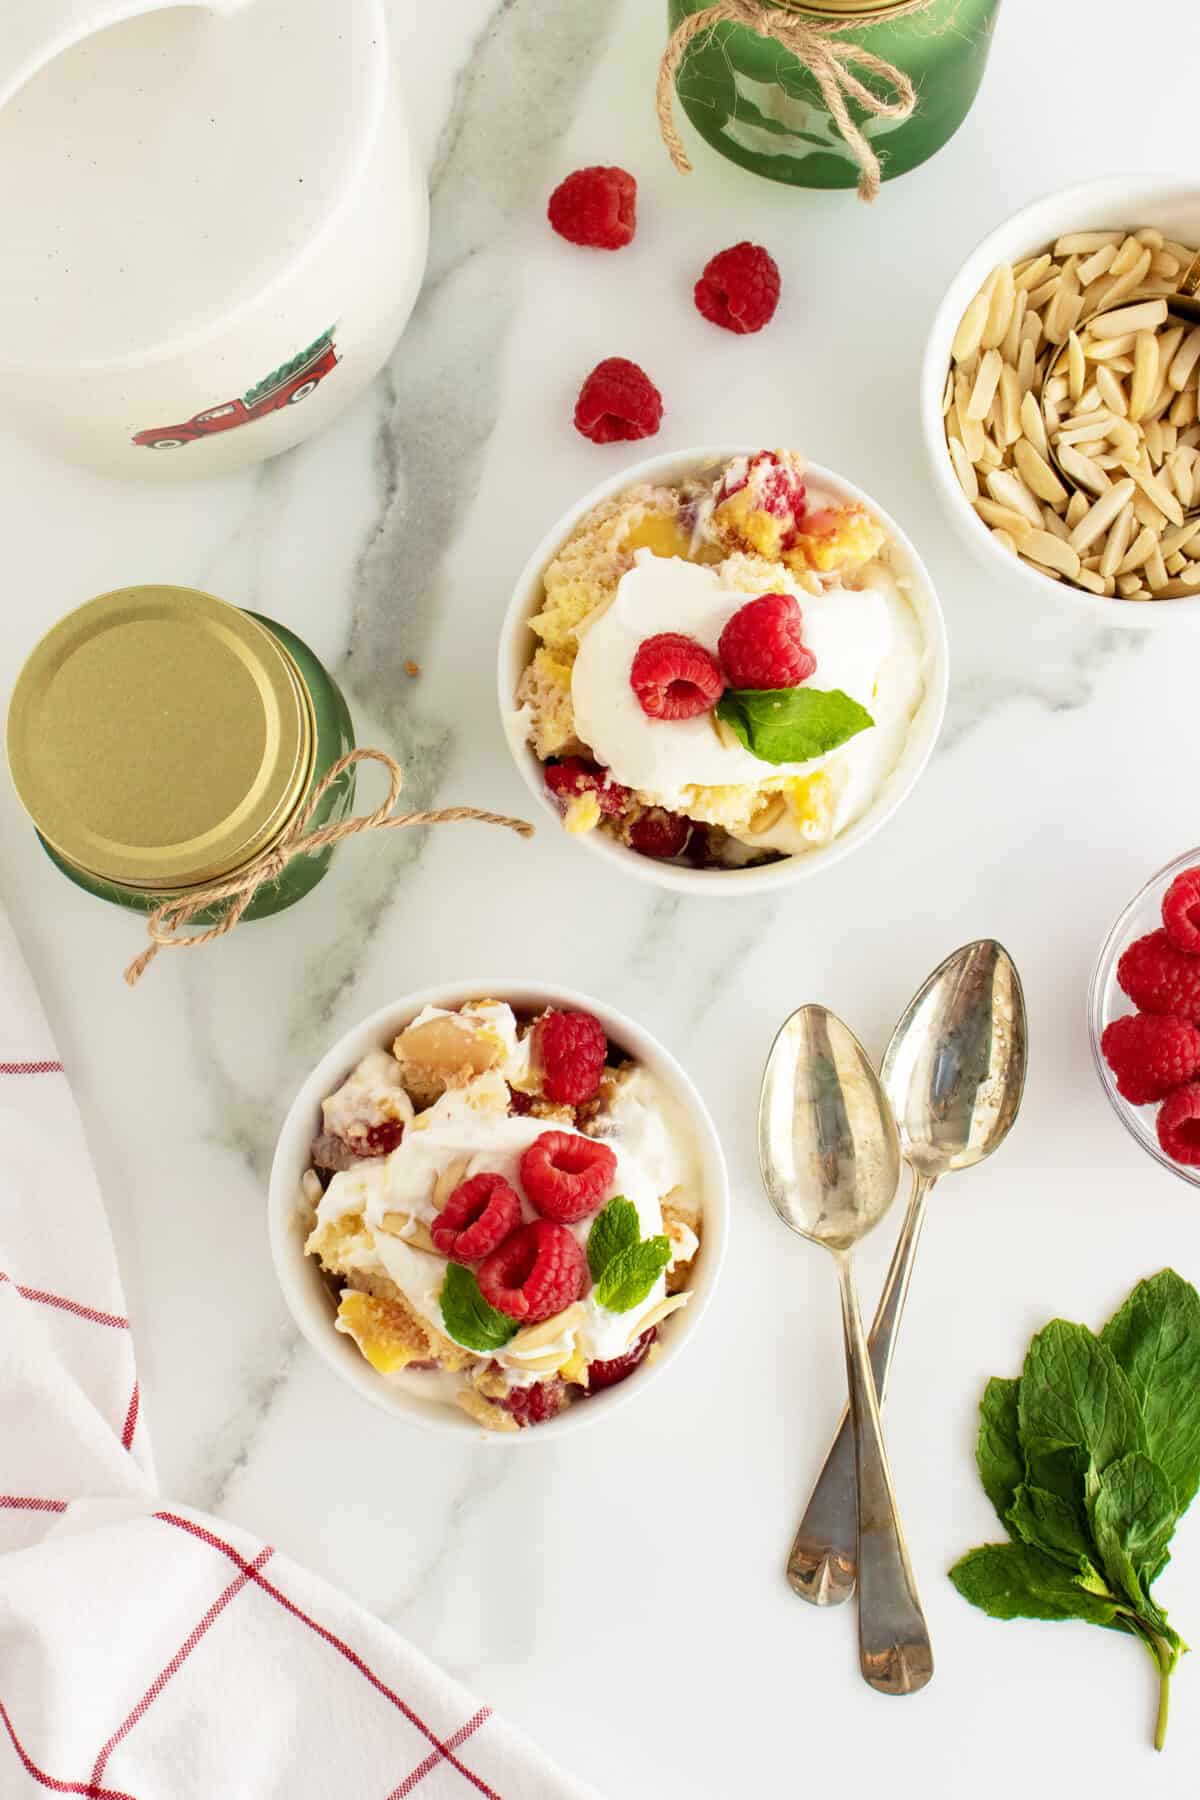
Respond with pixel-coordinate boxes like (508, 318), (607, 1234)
(587, 1198), (671, 1313)
(595, 1238), (671, 1313)
(715, 686), (874, 765)
(587, 1197), (640, 1283)
(440, 1263), (519, 1352)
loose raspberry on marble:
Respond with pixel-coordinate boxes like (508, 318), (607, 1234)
(548, 166), (637, 249)
(718, 593), (816, 690)
(630, 632), (725, 720)
(628, 807), (691, 860)
(535, 1009), (609, 1104)
(431, 1172), (522, 1262)
(1101, 1012), (1200, 1105)
(544, 758), (630, 817)
(585, 1327), (657, 1393)
(694, 242), (781, 335)
(477, 1219), (588, 1322)
(520, 1129), (617, 1222)
(574, 357), (663, 444)
(501, 1378), (569, 1426)
(1118, 929), (1200, 1022)
(1157, 1083), (1200, 1166)
(1163, 867), (1200, 955)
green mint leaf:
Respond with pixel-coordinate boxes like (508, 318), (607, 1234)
(949, 1542), (1120, 1627)
(1089, 1452), (1179, 1612)
(1018, 1320), (1146, 1483)
(439, 1263), (519, 1353)
(1101, 1270), (1200, 1513)
(714, 686), (874, 766)
(595, 1237), (671, 1313)
(587, 1197), (640, 1284)
(1006, 1482), (1101, 1578)
(977, 1376), (1024, 1527)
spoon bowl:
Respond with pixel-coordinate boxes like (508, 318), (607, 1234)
(881, 940), (1027, 1179)
(759, 1005), (901, 1252)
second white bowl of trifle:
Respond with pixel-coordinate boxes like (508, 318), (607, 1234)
(498, 445), (948, 895)
(268, 981), (728, 1440)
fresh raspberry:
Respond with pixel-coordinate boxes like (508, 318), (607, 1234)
(431, 1172), (522, 1262)
(535, 1009), (608, 1104)
(1101, 1013), (1200, 1105)
(477, 1219), (587, 1322)
(544, 758), (630, 818)
(574, 358), (663, 445)
(718, 593), (816, 690)
(628, 807), (691, 860)
(1157, 1083), (1200, 1166)
(500, 1378), (568, 1426)
(1118, 930), (1200, 1022)
(1163, 867), (1200, 954)
(585, 1328), (657, 1393)
(361, 1120), (406, 1157)
(630, 632), (725, 720)
(694, 242), (781, 335)
(520, 1130), (616, 1221)
(547, 166), (637, 250)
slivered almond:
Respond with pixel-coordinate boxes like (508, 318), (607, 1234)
(1068, 479), (1136, 552)
(1090, 299), (1169, 339)
(1023, 531), (1081, 578)
(1014, 437), (1067, 505)
(952, 292), (990, 363)
(981, 263), (1016, 351)
(966, 348), (1003, 421)
(1099, 501), (1136, 579)
(431, 1156), (471, 1210)
(625, 1292), (690, 1345)
(985, 467), (1043, 527)
(1124, 462), (1185, 527)
(506, 1303), (585, 1356)
(378, 1212), (437, 1254)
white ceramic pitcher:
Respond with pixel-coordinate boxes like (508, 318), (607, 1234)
(0, 0), (428, 478)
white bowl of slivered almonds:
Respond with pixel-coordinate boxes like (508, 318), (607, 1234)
(922, 175), (1200, 624)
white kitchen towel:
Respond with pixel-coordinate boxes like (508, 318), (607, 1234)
(0, 903), (597, 1800)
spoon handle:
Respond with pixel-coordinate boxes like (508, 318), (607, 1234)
(835, 1252), (934, 1696)
(786, 1170), (933, 1605)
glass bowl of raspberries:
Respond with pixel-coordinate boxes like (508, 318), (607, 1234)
(1091, 850), (1200, 1183)
(269, 979), (729, 1437)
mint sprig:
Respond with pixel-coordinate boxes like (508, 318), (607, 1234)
(951, 1271), (1200, 1751)
(587, 1197), (670, 1314)
(440, 1263), (519, 1352)
(715, 685), (874, 766)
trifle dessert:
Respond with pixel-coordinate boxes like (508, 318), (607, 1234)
(510, 448), (927, 867)
(300, 998), (702, 1430)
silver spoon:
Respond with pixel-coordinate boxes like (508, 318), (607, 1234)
(786, 941), (1027, 1607)
(760, 1004), (934, 1697)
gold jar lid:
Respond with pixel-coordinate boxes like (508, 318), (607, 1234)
(7, 586), (315, 890)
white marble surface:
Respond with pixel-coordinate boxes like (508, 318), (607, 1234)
(5, 1), (1200, 1792)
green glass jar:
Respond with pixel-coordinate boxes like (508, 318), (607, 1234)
(666, 0), (1001, 190)
(6, 586), (356, 922)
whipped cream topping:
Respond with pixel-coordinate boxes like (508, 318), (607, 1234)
(313, 1021), (697, 1384)
(569, 548), (923, 853)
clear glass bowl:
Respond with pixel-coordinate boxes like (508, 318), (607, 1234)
(1089, 847), (1200, 1187)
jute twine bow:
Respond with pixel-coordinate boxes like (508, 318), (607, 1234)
(123, 747), (534, 988)
(658, 0), (933, 202)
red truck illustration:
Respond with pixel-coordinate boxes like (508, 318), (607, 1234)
(133, 328), (339, 448)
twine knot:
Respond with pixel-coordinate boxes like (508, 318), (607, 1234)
(123, 747), (534, 988)
(657, 0), (929, 203)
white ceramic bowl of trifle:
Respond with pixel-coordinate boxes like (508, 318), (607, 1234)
(268, 980), (729, 1440)
(497, 444), (948, 895)
(922, 174), (1200, 626)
